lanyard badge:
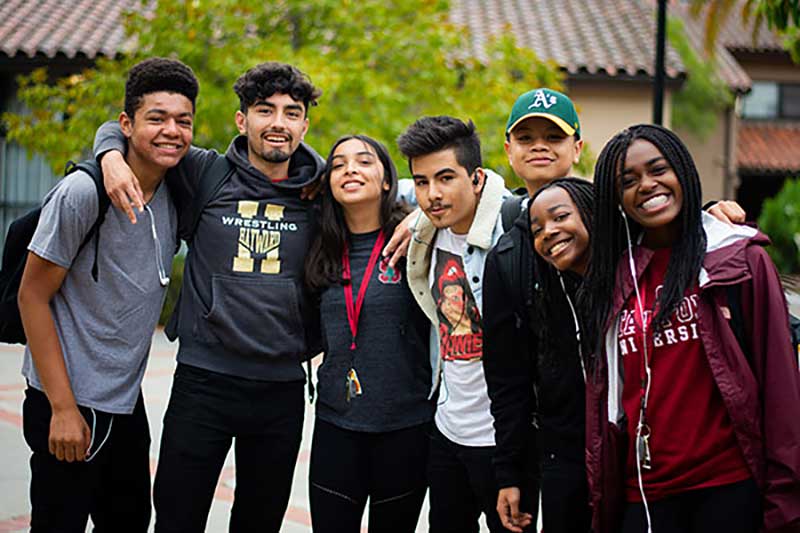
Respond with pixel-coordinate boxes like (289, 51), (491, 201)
(341, 230), (385, 402)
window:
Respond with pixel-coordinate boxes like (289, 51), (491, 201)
(741, 81), (800, 119)
(741, 81), (778, 118)
(780, 84), (800, 118)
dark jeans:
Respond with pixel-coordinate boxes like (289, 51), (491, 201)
(427, 425), (506, 533)
(309, 418), (428, 532)
(153, 363), (305, 533)
(540, 447), (590, 533)
(23, 386), (151, 533)
(621, 478), (761, 533)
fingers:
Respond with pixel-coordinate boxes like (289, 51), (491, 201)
(382, 229), (405, 261)
(497, 491), (525, 533)
(387, 237), (410, 269)
(132, 179), (145, 215)
(708, 200), (746, 225)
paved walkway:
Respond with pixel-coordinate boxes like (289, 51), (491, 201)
(0, 331), (464, 533)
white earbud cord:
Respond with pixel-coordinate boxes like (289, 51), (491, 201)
(621, 207), (653, 533)
(144, 204), (170, 287)
(85, 408), (114, 463)
(557, 271), (586, 383)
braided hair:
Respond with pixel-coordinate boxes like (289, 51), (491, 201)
(528, 177), (595, 368)
(582, 124), (706, 349)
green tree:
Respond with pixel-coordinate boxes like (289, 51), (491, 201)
(758, 178), (800, 274)
(2, 0), (566, 186)
(690, 0), (800, 61)
(668, 16), (734, 139)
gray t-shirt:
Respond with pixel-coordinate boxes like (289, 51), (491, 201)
(22, 171), (177, 414)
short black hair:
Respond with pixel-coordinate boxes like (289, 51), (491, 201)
(397, 116), (482, 175)
(124, 57), (199, 118)
(233, 62), (322, 115)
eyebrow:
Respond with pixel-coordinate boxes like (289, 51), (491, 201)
(332, 151), (376, 160)
(412, 167), (458, 180)
(530, 203), (569, 225)
(144, 108), (193, 118)
(621, 156), (665, 174)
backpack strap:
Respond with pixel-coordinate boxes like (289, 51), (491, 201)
(185, 155), (234, 241)
(501, 188), (527, 233)
(64, 159), (111, 282)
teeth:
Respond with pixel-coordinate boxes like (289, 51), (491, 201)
(642, 195), (668, 209)
(266, 136), (287, 142)
(549, 240), (570, 255)
(343, 182), (362, 191)
(156, 143), (179, 149)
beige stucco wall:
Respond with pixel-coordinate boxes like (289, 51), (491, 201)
(674, 107), (735, 203)
(737, 59), (800, 83)
(567, 80), (731, 203)
(566, 81), (673, 177)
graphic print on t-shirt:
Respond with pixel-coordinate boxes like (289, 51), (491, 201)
(431, 249), (482, 361)
(378, 258), (402, 285)
(221, 201), (299, 274)
(618, 284), (701, 356)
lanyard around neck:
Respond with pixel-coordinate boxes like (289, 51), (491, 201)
(342, 230), (386, 351)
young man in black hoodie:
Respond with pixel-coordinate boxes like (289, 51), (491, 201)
(94, 62), (324, 533)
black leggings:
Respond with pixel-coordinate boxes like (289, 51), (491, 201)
(309, 418), (429, 533)
(621, 478), (761, 533)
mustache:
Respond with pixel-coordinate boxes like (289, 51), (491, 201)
(426, 203), (451, 212)
(262, 129), (293, 142)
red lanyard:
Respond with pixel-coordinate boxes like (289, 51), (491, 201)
(342, 231), (386, 351)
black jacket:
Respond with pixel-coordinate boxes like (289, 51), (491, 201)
(483, 206), (585, 488)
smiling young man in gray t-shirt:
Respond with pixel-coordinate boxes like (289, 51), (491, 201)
(18, 58), (197, 532)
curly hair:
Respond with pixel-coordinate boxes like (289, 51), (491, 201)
(124, 57), (199, 118)
(233, 62), (322, 114)
(396, 116), (482, 176)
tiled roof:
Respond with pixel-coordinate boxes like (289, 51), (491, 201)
(0, 0), (138, 59)
(452, 0), (750, 91)
(737, 122), (800, 173)
(0, 0), (751, 92)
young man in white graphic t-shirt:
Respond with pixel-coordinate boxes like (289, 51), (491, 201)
(398, 116), (529, 532)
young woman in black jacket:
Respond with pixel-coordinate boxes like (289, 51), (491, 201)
(304, 135), (433, 533)
(483, 177), (594, 533)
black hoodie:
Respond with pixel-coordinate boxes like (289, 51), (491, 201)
(94, 123), (325, 381)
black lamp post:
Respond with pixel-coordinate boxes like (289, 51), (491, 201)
(653, 0), (667, 125)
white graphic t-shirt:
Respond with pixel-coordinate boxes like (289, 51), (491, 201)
(429, 229), (495, 447)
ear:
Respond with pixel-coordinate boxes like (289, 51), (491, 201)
(504, 139), (512, 164)
(300, 117), (309, 141)
(119, 111), (133, 138)
(472, 168), (486, 193)
(235, 110), (247, 135)
(573, 139), (584, 164)
(382, 179), (391, 192)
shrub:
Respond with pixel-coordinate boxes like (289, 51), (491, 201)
(758, 178), (800, 274)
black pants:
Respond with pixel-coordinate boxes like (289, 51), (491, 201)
(539, 448), (590, 533)
(153, 363), (305, 533)
(621, 478), (761, 533)
(309, 418), (428, 532)
(23, 386), (151, 533)
(427, 425), (506, 533)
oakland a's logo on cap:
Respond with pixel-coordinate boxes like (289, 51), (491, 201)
(528, 89), (557, 110)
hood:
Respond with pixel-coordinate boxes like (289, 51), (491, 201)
(225, 135), (325, 190)
(699, 211), (769, 287)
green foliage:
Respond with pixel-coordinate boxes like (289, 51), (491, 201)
(159, 253), (185, 326)
(690, 0), (800, 63)
(668, 16), (733, 139)
(758, 178), (800, 274)
(2, 0), (566, 187)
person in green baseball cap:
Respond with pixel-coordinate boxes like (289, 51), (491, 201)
(503, 88), (584, 195)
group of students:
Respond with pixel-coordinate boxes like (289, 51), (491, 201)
(15, 54), (800, 533)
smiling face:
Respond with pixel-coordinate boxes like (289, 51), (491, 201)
(505, 117), (583, 192)
(235, 92), (309, 177)
(411, 148), (483, 235)
(530, 186), (590, 275)
(120, 91), (193, 173)
(329, 138), (388, 214)
(618, 139), (684, 248)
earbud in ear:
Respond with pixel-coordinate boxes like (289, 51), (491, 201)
(473, 174), (480, 186)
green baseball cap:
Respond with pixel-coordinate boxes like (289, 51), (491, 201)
(506, 88), (581, 138)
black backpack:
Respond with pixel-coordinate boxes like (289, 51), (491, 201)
(500, 187), (528, 232)
(0, 160), (110, 344)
